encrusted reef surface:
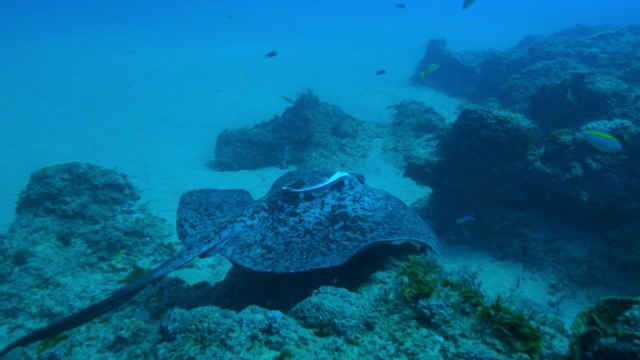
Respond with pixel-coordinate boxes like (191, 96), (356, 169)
(213, 92), (377, 171)
(406, 24), (640, 300)
(405, 105), (640, 296)
(0, 162), (175, 301)
(0, 162), (598, 359)
(213, 93), (450, 174)
(385, 100), (447, 175)
(412, 25), (640, 133)
(0, 162), (176, 358)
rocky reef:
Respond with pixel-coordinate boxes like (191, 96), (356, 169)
(213, 93), (452, 176)
(0, 163), (176, 358)
(213, 92), (376, 171)
(386, 100), (447, 177)
(406, 24), (640, 297)
(402, 104), (640, 296)
(412, 25), (640, 133)
(0, 162), (593, 359)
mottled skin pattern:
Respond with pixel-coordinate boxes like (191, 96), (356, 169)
(0, 171), (440, 357)
(177, 171), (441, 272)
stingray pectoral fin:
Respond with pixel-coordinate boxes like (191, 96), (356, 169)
(0, 248), (202, 357)
(176, 189), (255, 245)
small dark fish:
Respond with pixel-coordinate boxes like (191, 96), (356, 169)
(462, 0), (476, 9)
(265, 51), (278, 58)
(394, 3), (406, 8)
(376, 69), (387, 75)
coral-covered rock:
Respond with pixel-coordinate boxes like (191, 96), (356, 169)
(411, 39), (480, 99)
(390, 100), (447, 135)
(408, 108), (640, 293)
(412, 25), (640, 130)
(214, 92), (374, 171)
(16, 162), (139, 222)
(420, 106), (539, 226)
(529, 72), (634, 132)
(289, 286), (370, 337)
(156, 305), (312, 359)
(0, 162), (174, 355)
(535, 119), (640, 227)
(494, 57), (580, 113)
(386, 100), (445, 180)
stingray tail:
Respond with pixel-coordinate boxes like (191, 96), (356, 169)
(0, 248), (201, 357)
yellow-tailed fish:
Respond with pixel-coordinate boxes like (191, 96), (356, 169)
(420, 63), (440, 78)
(581, 130), (622, 153)
(280, 95), (294, 104)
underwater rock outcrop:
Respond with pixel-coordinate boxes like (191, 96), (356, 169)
(156, 305), (310, 359)
(213, 92), (375, 171)
(385, 100), (446, 177)
(0, 163), (175, 358)
(289, 286), (370, 337)
(15, 162), (139, 222)
(528, 72), (634, 133)
(413, 25), (640, 131)
(404, 106), (640, 292)
(152, 254), (569, 359)
(411, 39), (480, 99)
(415, 105), (539, 226)
(535, 119), (640, 229)
(213, 95), (450, 174)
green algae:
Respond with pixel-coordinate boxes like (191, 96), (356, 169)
(570, 296), (640, 360)
(400, 255), (544, 356)
(477, 299), (542, 355)
(275, 349), (293, 360)
(401, 255), (440, 301)
(36, 333), (69, 355)
(441, 278), (485, 308)
(118, 264), (147, 284)
(111, 250), (130, 270)
(457, 288), (485, 308)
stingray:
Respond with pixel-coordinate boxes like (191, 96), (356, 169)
(0, 170), (440, 356)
